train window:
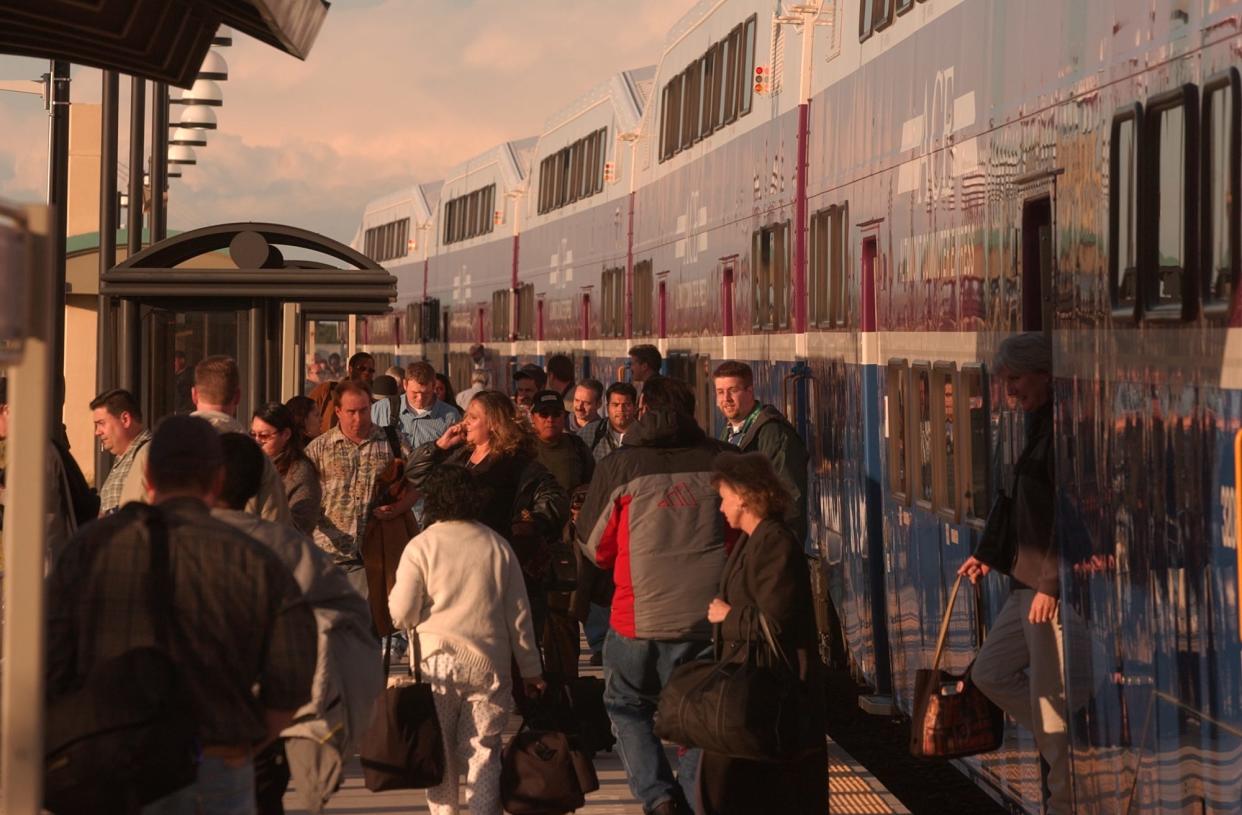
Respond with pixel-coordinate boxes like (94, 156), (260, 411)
(1142, 85), (1199, 318)
(859, 0), (875, 41)
(517, 284), (535, 341)
(873, 0), (894, 31)
(1203, 69), (1240, 312)
(809, 208), (829, 325)
(896, 0), (914, 15)
(738, 16), (757, 117)
(720, 29), (735, 127)
(959, 365), (990, 525)
(774, 220), (790, 328)
(752, 228), (768, 329)
(681, 64), (698, 150)
(570, 138), (583, 203)
(829, 202), (848, 326)
(699, 48), (717, 138)
(931, 362), (958, 522)
(597, 128), (608, 194)
(491, 289), (510, 341)
(633, 260), (654, 336)
(709, 42), (725, 131)
(886, 359), (910, 503)
(664, 73), (682, 161)
(912, 362), (933, 508)
(1109, 105), (1141, 315)
(600, 267), (621, 338)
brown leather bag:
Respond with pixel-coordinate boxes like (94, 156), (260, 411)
(909, 575), (1004, 758)
(361, 427), (419, 637)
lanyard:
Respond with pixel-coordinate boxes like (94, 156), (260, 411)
(724, 404), (762, 445)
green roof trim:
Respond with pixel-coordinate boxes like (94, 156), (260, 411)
(66, 229), (160, 256)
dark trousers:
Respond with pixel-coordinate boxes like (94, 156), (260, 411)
(253, 740), (289, 815)
(542, 608), (580, 679)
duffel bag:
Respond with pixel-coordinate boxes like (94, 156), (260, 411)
(654, 609), (810, 761)
(359, 634), (445, 791)
(501, 725), (598, 815)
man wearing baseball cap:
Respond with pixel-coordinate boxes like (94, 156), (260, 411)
(529, 389), (594, 678)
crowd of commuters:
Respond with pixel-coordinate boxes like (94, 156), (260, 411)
(21, 333), (1073, 815)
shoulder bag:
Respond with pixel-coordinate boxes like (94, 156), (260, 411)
(358, 632), (445, 791)
(654, 607), (813, 761)
(909, 574), (1004, 758)
(44, 504), (198, 814)
(501, 693), (599, 815)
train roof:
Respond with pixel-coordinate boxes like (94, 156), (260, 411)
(442, 137), (538, 192)
(541, 66), (656, 139)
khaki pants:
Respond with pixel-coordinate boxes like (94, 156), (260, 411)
(972, 589), (1071, 815)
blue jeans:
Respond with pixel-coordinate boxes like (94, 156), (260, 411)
(603, 630), (709, 812)
(585, 603), (610, 654)
(141, 755), (256, 815)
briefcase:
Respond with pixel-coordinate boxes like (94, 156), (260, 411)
(909, 575), (1004, 758)
(501, 726), (598, 814)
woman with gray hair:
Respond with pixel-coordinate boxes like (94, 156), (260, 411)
(958, 332), (1069, 813)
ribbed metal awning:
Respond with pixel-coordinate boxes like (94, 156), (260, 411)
(0, 0), (329, 87)
(102, 222), (396, 313)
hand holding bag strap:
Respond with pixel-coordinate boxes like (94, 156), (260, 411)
(931, 575), (964, 673)
(755, 609), (795, 674)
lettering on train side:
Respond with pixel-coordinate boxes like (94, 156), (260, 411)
(898, 223), (979, 282)
(897, 66), (978, 203)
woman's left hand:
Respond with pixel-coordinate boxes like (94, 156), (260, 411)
(1028, 591), (1058, 624)
(706, 598), (731, 624)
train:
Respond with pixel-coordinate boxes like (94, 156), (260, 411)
(349, 1), (1242, 811)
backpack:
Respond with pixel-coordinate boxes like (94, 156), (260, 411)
(51, 437), (100, 527)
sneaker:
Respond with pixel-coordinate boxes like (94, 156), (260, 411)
(589, 651), (603, 667)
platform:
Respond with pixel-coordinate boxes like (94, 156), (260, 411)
(283, 640), (909, 814)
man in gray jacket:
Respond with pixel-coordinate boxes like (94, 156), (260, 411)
(213, 433), (381, 814)
(575, 376), (732, 815)
(712, 360), (808, 544)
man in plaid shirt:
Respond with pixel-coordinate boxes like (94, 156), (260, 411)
(47, 415), (317, 815)
(91, 388), (150, 516)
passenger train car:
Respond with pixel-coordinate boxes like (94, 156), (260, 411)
(354, 1), (1242, 811)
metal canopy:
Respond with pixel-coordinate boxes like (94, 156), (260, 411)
(102, 222), (396, 313)
(0, 0), (329, 87)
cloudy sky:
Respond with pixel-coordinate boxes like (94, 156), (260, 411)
(0, 0), (686, 243)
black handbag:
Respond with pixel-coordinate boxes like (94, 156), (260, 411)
(358, 634), (445, 791)
(909, 575), (1004, 758)
(654, 608), (812, 761)
(44, 505), (199, 814)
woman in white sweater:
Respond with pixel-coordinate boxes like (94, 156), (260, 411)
(389, 464), (545, 815)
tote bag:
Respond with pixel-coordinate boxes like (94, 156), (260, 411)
(909, 575), (1004, 758)
(358, 634), (444, 791)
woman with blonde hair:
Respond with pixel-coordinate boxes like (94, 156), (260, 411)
(408, 391), (568, 634)
(699, 450), (826, 815)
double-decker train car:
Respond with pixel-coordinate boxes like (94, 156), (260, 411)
(353, 0), (1242, 811)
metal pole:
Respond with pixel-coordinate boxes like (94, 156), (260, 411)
(149, 82), (168, 243)
(1, 202), (54, 815)
(120, 76), (145, 393)
(47, 59), (70, 428)
(96, 70), (119, 482)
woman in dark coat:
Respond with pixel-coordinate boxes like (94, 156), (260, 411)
(251, 401), (321, 536)
(407, 390), (568, 633)
(700, 451), (827, 815)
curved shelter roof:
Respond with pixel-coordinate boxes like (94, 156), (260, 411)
(0, 0), (328, 87)
(102, 221), (397, 314)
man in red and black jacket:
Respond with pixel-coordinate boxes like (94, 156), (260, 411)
(575, 376), (732, 815)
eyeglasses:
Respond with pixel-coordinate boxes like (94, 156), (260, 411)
(250, 430), (278, 442)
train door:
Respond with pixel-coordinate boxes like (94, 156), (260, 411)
(859, 230), (895, 707)
(658, 279), (668, 338)
(1021, 193), (1054, 332)
(721, 260), (735, 336)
